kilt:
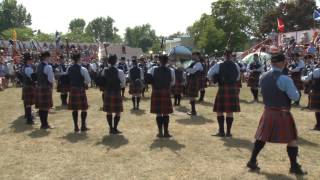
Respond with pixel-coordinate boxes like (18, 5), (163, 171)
(57, 81), (70, 93)
(290, 73), (304, 90)
(103, 90), (123, 113)
(35, 86), (53, 110)
(151, 88), (173, 114)
(247, 72), (260, 88)
(309, 90), (320, 110)
(172, 81), (183, 95)
(213, 84), (240, 113)
(21, 86), (36, 106)
(186, 77), (199, 97)
(68, 87), (88, 111)
(255, 107), (297, 144)
(198, 74), (207, 89)
(129, 82), (143, 95)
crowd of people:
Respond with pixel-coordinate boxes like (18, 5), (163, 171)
(3, 36), (320, 175)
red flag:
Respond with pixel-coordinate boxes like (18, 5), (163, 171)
(277, 18), (285, 33)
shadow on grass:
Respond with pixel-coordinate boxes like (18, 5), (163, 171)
(176, 115), (214, 125)
(28, 129), (50, 138)
(220, 137), (252, 151)
(198, 101), (212, 107)
(174, 106), (189, 113)
(259, 171), (302, 180)
(130, 109), (146, 116)
(298, 137), (319, 147)
(62, 132), (88, 143)
(10, 116), (34, 133)
(150, 138), (186, 152)
(96, 135), (129, 149)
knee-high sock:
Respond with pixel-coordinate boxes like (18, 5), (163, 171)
(25, 107), (32, 123)
(287, 146), (298, 167)
(137, 97), (140, 109)
(43, 110), (49, 127)
(39, 110), (44, 127)
(174, 95), (178, 105)
(190, 100), (196, 113)
(132, 97), (136, 108)
(217, 116), (225, 134)
(177, 95), (181, 105)
(249, 140), (266, 162)
(81, 111), (87, 129)
(114, 116), (120, 131)
(107, 114), (113, 129)
(121, 88), (125, 97)
(199, 90), (205, 101)
(226, 117), (234, 134)
(156, 116), (163, 134)
(163, 115), (170, 134)
(72, 111), (79, 130)
(315, 112), (320, 128)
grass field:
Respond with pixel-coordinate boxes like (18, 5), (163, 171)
(0, 86), (319, 180)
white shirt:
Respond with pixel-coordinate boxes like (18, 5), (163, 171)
(148, 66), (176, 87)
(302, 68), (320, 82)
(42, 62), (55, 84)
(90, 63), (98, 73)
(102, 65), (126, 88)
(186, 61), (203, 74)
(207, 61), (240, 81)
(80, 65), (91, 85)
(24, 66), (33, 78)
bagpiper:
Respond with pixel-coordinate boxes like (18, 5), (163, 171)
(21, 52), (36, 125)
(302, 60), (320, 131)
(35, 51), (54, 129)
(118, 57), (128, 97)
(102, 55), (126, 134)
(67, 51), (91, 132)
(247, 54), (263, 102)
(172, 64), (185, 106)
(198, 57), (208, 102)
(208, 50), (240, 137)
(56, 55), (69, 106)
(185, 52), (203, 115)
(289, 53), (305, 106)
(149, 55), (175, 138)
(247, 53), (307, 175)
(128, 58), (144, 110)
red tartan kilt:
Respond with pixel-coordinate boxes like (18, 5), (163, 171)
(172, 81), (183, 95)
(22, 86), (36, 106)
(247, 73), (260, 87)
(187, 77), (199, 97)
(309, 90), (320, 110)
(198, 75), (207, 89)
(35, 86), (53, 110)
(68, 87), (88, 111)
(151, 88), (173, 114)
(57, 81), (70, 93)
(255, 108), (297, 143)
(290, 74), (304, 90)
(103, 90), (123, 113)
(213, 84), (240, 113)
(129, 83), (143, 95)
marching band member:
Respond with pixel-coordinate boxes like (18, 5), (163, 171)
(118, 57), (128, 97)
(172, 64), (185, 106)
(35, 51), (54, 129)
(128, 59), (144, 110)
(149, 55), (175, 138)
(289, 53), (305, 106)
(247, 53), (307, 175)
(102, 55), (126, 134)
(56, 56), (69, 106)
(67, 51), (91, 132)
(208, 50), (240, 137)
(186, 52), (203, 116)
(198, 57), (208, 102)
(247, 54), (263, 102)
(21, 52), (36, 125)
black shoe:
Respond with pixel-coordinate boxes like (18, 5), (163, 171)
(109, 128), (114, 134)
(213, 132), (225, 137)
(226, 133), (233, 137)
(74, 127), (80, 133)
(187, 111), (197, 116)
(157, 133), (164, 138)
(290, 164), (307, 175)
(163, 133), (172, 138)
(26, 120), (35, 125)
(81, 127), (90, 132)
(114, 129), (122, 134)
(247, 160), (260, 171)
(41, 125), (54, 130)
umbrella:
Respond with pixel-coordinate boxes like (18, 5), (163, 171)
(241, 52), (271, 64)
(168, 45), (192, 61)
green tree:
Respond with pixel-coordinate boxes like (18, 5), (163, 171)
(124, 24), (159, 52)
(211, 0), (250, 51)
(69, 18), (86, 34)
(85, 17), (120, 43)
(187, 14), (225, 54)
(260, 0), (317, 36)
(1, 27), (34, 41)
(0, 0), (31, 32)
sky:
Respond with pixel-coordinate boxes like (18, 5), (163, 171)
(16, 0), (213, 37)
